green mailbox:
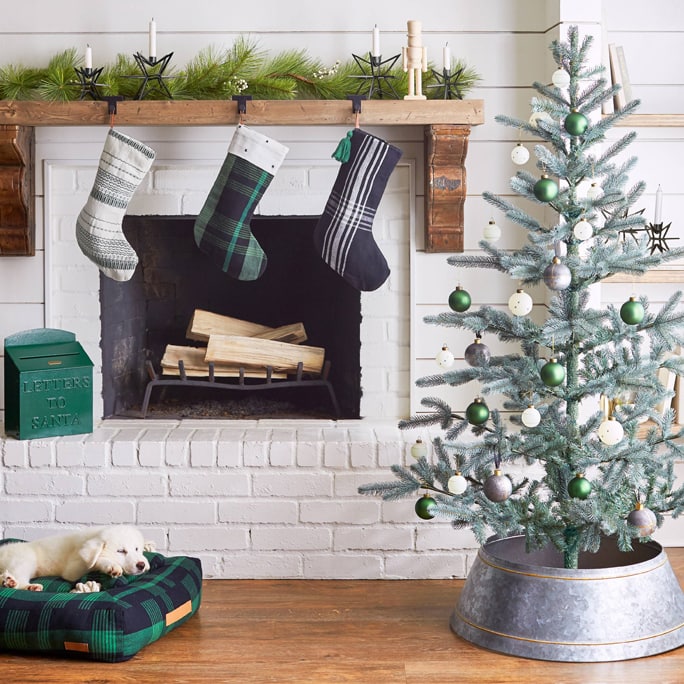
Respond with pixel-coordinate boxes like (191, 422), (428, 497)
(4, 328), (94, 440)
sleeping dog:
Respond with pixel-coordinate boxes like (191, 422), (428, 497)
(0, 525), (154, 593)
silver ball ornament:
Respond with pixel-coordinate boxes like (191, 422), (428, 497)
(447, 473), (468, 495)
(511, 143), (530, 165)
(508, 289), (533, 316)
(464, 337), (491, 367)
(483, 470), (513, 502)
(551, 68), (570, 88)
(543, 257), (572, 291)
(627, 503), (657, 537)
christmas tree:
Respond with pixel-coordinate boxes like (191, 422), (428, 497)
(360, 26), (684, 569)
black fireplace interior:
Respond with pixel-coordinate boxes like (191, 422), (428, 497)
(100, 216), (362, 419)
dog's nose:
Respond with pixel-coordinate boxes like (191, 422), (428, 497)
(136, 561), (147, 571)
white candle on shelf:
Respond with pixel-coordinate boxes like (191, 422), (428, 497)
(655, 184), (663, 223)
(443, 42), (451, 72)
(149, 17), (157, 60)
(85, 44), (92, 70)
(372, 25), (380, 57)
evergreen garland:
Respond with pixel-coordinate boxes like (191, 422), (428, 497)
(360, 26), (684, 568)
(0, 39), (480, 101)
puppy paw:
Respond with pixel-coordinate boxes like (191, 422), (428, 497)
(107, 564), (123, 578)
(26, 583), (43, 592)
(71, 581), (101, 594)
(144, 540), (156, 552)
(1, 573), (17, 589)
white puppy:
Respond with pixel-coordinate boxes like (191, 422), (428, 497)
(0, 525), (154, 593)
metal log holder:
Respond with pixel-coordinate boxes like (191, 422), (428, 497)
(141, 359), (341, 418)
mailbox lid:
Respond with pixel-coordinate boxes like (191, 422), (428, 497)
(6, 341), (93, 372)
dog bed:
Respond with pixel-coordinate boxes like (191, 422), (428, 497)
(0, 539), (202, 662)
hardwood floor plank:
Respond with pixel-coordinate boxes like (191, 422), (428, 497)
(0, 549), (682, 683)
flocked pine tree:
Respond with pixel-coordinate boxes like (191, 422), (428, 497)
(360, 26), (684, 569)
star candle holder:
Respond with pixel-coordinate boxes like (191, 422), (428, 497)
(645, 221), (678, 254)
(427, 65), (466, 100)
(350, 52), (401, 99)
(125, 52), (175, 100)
(72, 66), (107, 100)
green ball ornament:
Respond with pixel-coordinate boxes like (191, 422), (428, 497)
(533, 175), (559, 202)
(466, 398), (490, 425)
(540, 358), (565, 387)
(564, 110), (589, 136)
(415, 493), (437, 520)
(449, 286), (471, 312)
(620, 296), (645, 325)
(568, 473), (592, 499)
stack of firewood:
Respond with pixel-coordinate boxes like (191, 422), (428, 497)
(160, 310), (325, 378)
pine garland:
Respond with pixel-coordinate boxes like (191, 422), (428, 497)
(0, 39), (480, 101)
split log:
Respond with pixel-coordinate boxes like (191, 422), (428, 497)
(205, 335), (325, 374)
(187, 310), (307, 344)
(161, 345), (287, 378)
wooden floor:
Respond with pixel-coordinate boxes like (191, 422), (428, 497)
(2, 550), (684, 683)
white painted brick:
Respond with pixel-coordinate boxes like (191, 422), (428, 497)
(169, 526), (249, 552)
(137, 501), (216, 524)
(165, 428), (194, 466)
(189, 428), (218, 467)
(333, 472), (379, 498)
(169, 472), (250, 497)
(220, 552), (302, 579)
(334, 526), (414, 551)
(128, 193), (182, 216)
(111, 428), (143, 466)
(29, 440), (55, 467)
(307, 166), (339, 192)
(87, 472), (167, 497)
(381, 499), (419, 524)
(251, 526), (331, 551)
(243, 428), (271, 467)
(269, 166), (308, 191)
(322, 428), (349, 468)
(52, 167), (78, 191)
(217, 428), (245, 467)
(55, 434), (87, 467)
(138, 428), (170, 467)
(300, 500), (380, 525)
(303, 553), (383, 579)
(153, 168), (219, 191)
(3, 439), (28, 467)
(82, 427), (117, 466)
(0, 500), (53, 522)
(384, 552), (467, 579)
(349, 427), (376, 468)
(56, 501), (136, 524)
(253, 472), (332, 498)
(219, 500), (298, 524)
(5, 472), (83, 496)
(296, 440), (320, 467)
(416, 525), (479, 551)
(269, 429), (296, 466)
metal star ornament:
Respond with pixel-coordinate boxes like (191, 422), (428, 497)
(645, 221), (678, 254)
(350, 52), (401, 99)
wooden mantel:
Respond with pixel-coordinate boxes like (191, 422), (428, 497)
(0, 98), (484, 256)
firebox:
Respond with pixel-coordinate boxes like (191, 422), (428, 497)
(100, 216), (362, 419)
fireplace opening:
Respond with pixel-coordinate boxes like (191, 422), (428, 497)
(100, 216), (362, 420)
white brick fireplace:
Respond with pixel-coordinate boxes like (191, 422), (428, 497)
(0, 123), (480, 580)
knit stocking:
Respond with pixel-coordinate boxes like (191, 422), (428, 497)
(194, 124), (289, 280)
(76, 129), (156, 282)
(313, 128), (402, 291)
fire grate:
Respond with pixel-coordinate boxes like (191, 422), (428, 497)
(141, 359), (341, 418)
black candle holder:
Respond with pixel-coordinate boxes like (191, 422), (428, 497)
(72, 66), (107, 100)
(645, 221), (677, 254)
(427, 66), (466, 100)
(125, 52), (174, 100)
(350, 52), (401, 99)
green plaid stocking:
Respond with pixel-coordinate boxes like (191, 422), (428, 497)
(76, 129), (156, 282)
(194, 125), (289, 280)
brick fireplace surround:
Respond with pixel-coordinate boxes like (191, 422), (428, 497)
(0, 123), (485, 580)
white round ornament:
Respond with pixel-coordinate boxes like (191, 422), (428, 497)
(598, 416), (624, 445)
(410, 438), (428, 460)
(587, 182), (603, 200)
(511, 143), (530, 165)
(447, 473), (468, 495)
(529, 111), (553, 128)
(573, 218), (593, 241)
(436, 344), (455, 369)
(483, 220), (502, 242)
(551, 68), (570, 88)
(521, 405), (541, 428)
(508, 289), (534, 316)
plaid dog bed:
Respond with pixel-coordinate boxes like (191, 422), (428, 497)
(0, 540), (202, 662)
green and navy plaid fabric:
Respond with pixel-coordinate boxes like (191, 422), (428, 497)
(313, 128), (402, 292)
(194, 124), (288, 281)
(76, 128), (156, 282)
(0, 540), (202, 662)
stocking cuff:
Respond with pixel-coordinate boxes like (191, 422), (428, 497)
(228, 124), (289, 175)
